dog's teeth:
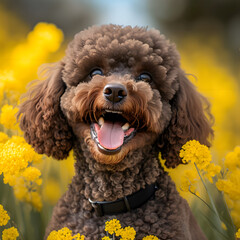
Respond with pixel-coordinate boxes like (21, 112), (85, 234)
(105, 109), (122, 114)
(122, 123), (130, 131)
(98, 117), (104, 126)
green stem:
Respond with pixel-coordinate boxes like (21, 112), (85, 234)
(200, 211), (229, 239)
(189, 189), (214, 212)
(194, 163), (225, 234)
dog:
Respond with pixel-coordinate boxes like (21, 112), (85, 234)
(18, 24), (213, 239)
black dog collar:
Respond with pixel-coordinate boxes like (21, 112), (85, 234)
(89, 183), (157, 217)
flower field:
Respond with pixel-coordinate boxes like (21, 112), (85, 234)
(0, 6), (240, 240)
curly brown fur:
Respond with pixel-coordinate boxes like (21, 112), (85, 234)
(18, 24), (212, 239)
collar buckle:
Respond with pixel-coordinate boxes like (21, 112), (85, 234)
(89, 199), (104, 217)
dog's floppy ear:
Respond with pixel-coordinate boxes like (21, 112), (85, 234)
(159, 69), (214, 168)
(17, 62), (73, 159)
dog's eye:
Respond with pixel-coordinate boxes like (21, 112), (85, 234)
(136, 73), (152, 82)
(90, 69), (104, 78)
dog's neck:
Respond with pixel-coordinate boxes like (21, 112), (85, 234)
(72, 141), (163, 202)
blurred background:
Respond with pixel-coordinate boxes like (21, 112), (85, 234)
(0, 0), (240, 239)
(1, 0), (239, 152)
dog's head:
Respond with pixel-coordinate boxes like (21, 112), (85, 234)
(18, 25), (213, 168)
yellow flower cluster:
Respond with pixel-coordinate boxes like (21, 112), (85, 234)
(102, 237), (111, 240)
(116, 226), (136, 240)
(105, 219), (122, 235)
(0, 136), (43, 210)
(179, 140), (221, 183)
(47, 227), (84, 240)
(0, 204), (19, 240)
(0, 132), (9, 143)
(0, 204), (10, 226)
(216, 146), (240, 228)
(103, 219), (158, 240)
(160, 140), (222, 202)
(142, 236), (159, 240)
(236, 228), (240, 238)
(2, 227), (19, 240)
(0, 22), (64, 100)
(0, 104), (19, 130)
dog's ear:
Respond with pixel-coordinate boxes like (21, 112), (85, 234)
(158, 69), (214, 168)
(17, 62), (74, 159)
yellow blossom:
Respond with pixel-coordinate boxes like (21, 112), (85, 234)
(0, 132), (9, 144)
(0, 204), (10, 226)
(142, 236), (159, 240)
(236, 228), (240, 238)
(0, 104), (18, 130)
(179, 140), (211, 170)
(225, 146), (240, 171)
(73, 233), (85, 240)
(116, 226), (136, 240)
(216, 169), (240, 201)
(0, 138), (37, 185)
(47, 227), (73, 240)
(47, 227), (84, 240)
(0, 70), (15, 94)
(204, 163), (221, 183)
(105, 219), (122, 235)
(22, 167), (42, 185)
(102, 237), (111, 240)
(13, 178), (43, 211)
(2, 227), (19, 240)
(180, 169), (199, 193)
(30, 191), (43, 211)
(27, 22), (64, 53)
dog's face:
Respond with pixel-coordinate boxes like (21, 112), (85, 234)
(60, 25), (178, 164)
(18, 25), (213, 168)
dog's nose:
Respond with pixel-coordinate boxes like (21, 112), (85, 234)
(103, 84), (127, 103)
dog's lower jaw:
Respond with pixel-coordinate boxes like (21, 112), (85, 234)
(71, 121), (158, 165)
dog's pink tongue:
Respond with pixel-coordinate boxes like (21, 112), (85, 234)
(97, 121), (124, 150)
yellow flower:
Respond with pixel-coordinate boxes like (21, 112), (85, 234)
(27, 22), (64, 52)
(225, 146), (240, 171)
(0, 70), (15, 94)
(204, 163), (221, 183)
(0, 81), (4, 102)
(105, 219), (122, 235)
(179, 140), (220, 183)
(102, 237), (111, 240)
(236, 228), (240, 238)
(73, 233), (85, 240)
(47, 227), (73, 240)
(179, 140), (211, 170)
(2, 227), (19, 240)
(30, 191), (43, 211)
(0, 140), (32, 184)
(116, 226), (136, 240)
(0, 132), (9, 144)
(0, 104), (18, 130)
(0, 204), (10, 226)
(22, 167), (42, 185)
(216, 169), (240, 201)
(180, 169), (199, 193)
(142, 236), (159, 240)
(47, 227), (84, 240)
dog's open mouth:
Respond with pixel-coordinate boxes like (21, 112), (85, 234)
(90, 110), (136, 154)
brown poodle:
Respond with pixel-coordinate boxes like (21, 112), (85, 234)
(18, 24), (213, 239)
